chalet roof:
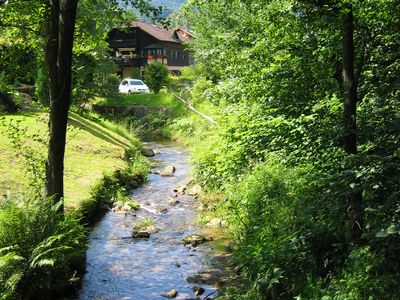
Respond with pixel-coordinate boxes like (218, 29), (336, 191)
(175, 28), (194, 41)
(129, 21), (194, 44)
(131, 21), (179, 43)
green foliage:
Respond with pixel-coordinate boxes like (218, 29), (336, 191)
(72, 53), (120, 109)
(167, 66), (203, 94)
(95, 92), (185, 116)
(221, 162), (334, 299)
(0, 196), (86, 299)
(171, 0), (400, 298)
(130, 67), (142, 79)
(144, 61), (170, 94)
(320, 246), (400, 300)
(72, 53), (98, 108)
(0, 0), (125, 108)
(0, 42), (37, 85)
(35, 66), (50, 106)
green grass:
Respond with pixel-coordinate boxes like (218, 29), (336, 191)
(94, 91), (187, 118)
(79, 110), (141, 145)
(0, 110), (141, 209)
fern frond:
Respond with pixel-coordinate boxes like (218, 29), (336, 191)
(32, 258), (55, 268)
(0, 245), (20, 255)
(50, 199), (64, 213)
(5, 270), (25, 291)
(30, 246), (73, 268)
(0, 252), (25, 268)
(0, 252), (26, 295)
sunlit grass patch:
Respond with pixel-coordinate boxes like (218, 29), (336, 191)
(0, 111), (142, 209)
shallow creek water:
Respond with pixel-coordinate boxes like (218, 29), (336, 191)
(79, 142), (216, 300)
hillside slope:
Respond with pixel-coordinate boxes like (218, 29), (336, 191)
(0, 111), (140, 208)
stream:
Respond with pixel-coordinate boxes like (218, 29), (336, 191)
(79, 142), (217, 300)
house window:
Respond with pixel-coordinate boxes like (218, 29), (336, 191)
(146, 50), (154, 59)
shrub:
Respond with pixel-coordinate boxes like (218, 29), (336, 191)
(223, 162), (315, 299)
(212, 160), (352, 299)
(321, 246), (400, 300)
(144, 61), (169, 94)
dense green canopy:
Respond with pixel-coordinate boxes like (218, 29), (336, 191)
(173, 0), (400, 298)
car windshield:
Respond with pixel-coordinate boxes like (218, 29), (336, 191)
(129, 80), (144, 86)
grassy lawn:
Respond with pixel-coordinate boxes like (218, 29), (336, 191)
(0, 110), (140, 209)
(94, 92), (187, 117)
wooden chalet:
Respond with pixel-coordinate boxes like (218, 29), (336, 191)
(108, 21), (194, 77)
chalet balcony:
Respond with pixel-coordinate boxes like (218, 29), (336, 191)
(113, 57), (146, 67)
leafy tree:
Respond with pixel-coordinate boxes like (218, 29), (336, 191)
(144, 61), (169, 93)
(176, 0), (400, 298)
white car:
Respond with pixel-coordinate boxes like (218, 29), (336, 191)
(118, 79), (150, 94)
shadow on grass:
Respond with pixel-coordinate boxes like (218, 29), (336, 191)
(68, 113), (132, 149)
(100, 93), (187, 118)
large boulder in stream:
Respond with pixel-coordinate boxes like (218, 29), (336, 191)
(187, 184), (202, 196)
(181, 234), (212, 247)
(193, 286), (205, 296)
(162, 288), (177, 298)
(132, 231), (151, 238)
(168, 197), (180, 206)
(206, 218), (228, 228)
(132, 219), (157, 239)
(141, 147), (155, 157)
(112, 201), (139, 213)
(160, 165), (176, 177)
(173, 185), (186, 194)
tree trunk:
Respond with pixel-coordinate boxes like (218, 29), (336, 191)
(45, 0), (78, 213)
(342, 3), (363, 242)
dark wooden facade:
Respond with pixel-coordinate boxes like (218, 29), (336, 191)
(107, 21), (193, 77)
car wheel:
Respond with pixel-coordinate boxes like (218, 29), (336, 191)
(128, 90), (132, 94)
